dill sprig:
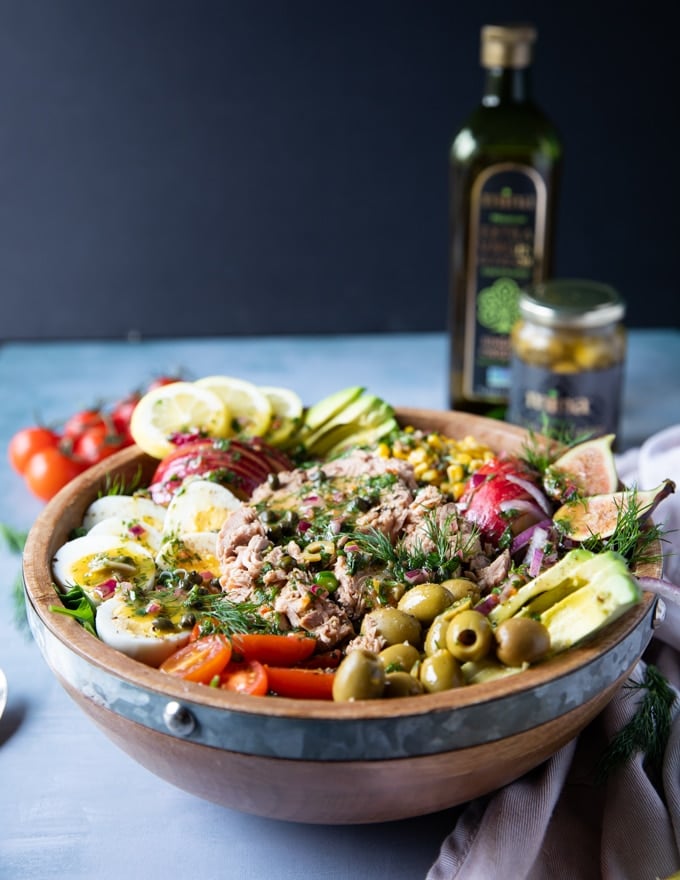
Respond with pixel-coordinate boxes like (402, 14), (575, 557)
(520, 421), (593, 477)
(596, 665), (677, 783)
(0, 523), (32, 636)
(580, 489), (668, 569)
(347, 511), (479, 583)
(99, 466), (145, 497)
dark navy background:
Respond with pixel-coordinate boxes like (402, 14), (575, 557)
(1, 1), (676, 340)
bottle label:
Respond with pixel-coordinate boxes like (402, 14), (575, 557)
(507, 358), (623, 437)
(463, 164), (547, 401)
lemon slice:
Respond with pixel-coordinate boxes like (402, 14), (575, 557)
(194, 375), (272, 437)
(260, 385), (303, 444)
(130, 381), (229, 459)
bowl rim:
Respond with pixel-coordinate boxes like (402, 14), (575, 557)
(23, 407), (659, 727)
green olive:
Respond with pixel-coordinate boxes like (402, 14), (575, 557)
(332, 649), (386, 701)
(445, 610), (493, 662)
(495, 617), (551, 667)
(423, 598), (472, 656)
(378, 642), (421, 673)
(397, 582), (454, 625)
(419, 649), (464, 693)
(440, 577), (481, 603)
(383, 671), (424, 698)
(361, 607), (422, 647)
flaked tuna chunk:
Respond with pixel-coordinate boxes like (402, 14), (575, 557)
(274, 582), (355, 648)
(355, 482), (414, 542)
(475, 549), (512, 593)
(217, 506), (270, 597)
(333, 556), (386, 621)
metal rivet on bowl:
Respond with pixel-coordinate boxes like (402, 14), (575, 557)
(652, 598), (667, 629)
(163, 701), (195, 736)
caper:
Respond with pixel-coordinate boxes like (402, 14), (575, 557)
(378, 642), (421, 673)
(495, 617), (551, 668)
(419, 649), (464, 693)
(440, 577), (481, 603)
(423, 598), (472, 656)
(445, 610), (493, 662)
(152, 616), (176, 632)
(266, 524), (283, 542)
(280, 510), (299, 531)
(278, 554), (295, 571)
(383, 671), (424, 698)
(259, 509), (278, 524)
(179, 612), (196, 629)
(398, 582), (454, 625)
(347, 496), (371, 513)
(361, 607), (422, 647)
(267, 472), (281, 490)
(332, 649), (386, 701)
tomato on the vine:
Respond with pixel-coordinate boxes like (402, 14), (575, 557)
(73, 425), (127, 465)
(147, 375), (182, 392)
(8, 427), (61, 475)
(111, 395), (140, 443)
(23, 447), (85, 501)
(62, 409), (108, 440)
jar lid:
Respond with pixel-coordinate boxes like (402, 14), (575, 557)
(518, 279), (626, 328)
(481, 24), (537, 69)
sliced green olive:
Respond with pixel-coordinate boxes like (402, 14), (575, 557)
(419, 649), (464, 693)
(397, 582), (454, 625)
(361, 607), (422, 647)
(495, 617), (551, 667)
(378, 642), (421, 673)
(383, 671), (424, 698)
(332, 649), (386, 701)
(445, 610), (493, 662)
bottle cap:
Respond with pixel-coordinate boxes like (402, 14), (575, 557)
(518, 279), (626, 329)
(481, 24), (537, 69)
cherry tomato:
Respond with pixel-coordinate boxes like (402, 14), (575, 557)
(111, 395), (140, 443)
(23, 447), (85, 501)
(62, 409), (107, 440)
(230, 633), (317, 666)
(263, 666), (335, 700)
(8, 426), (61, 475)
(147, 375), (182, 392)
(220, 659), (269, 695)
(73, 425), (127, 465)
(159, 634), (232, 684)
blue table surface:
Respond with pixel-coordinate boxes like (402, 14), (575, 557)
(1, 329), (679, 880)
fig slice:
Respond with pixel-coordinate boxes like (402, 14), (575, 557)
(552, 479), (676, 543)
(542, 434), (618, 501)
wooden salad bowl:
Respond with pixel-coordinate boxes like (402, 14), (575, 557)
(22, 409), (661, 824)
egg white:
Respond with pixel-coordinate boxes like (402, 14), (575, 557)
(155, 532), (223, 580)
(163, 479), (241, 538)
(82, 495), (167, 533)
(52, 535), (156, 604)
(95, 593), (192, 666)
(87, 515), (163, 554)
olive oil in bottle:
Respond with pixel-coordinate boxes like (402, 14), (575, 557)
(448, 24), (562, 416)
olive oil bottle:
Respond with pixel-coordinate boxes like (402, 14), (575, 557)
(448, 24), (562, 416)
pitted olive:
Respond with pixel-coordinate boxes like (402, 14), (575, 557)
(445, 609), (493, 662)
(419, 649), (464, 693)
(383, 671), (424, 698)
(423, 598), (472, 656)
(440, 577), (481, 603)
(332, 649), (386, 701)
(495, 617), (551, 667)
(397, 582), (454, 625)
(378, 642), (421, 673)
(361, 607), (422, 647)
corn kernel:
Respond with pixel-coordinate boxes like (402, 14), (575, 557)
(420, 468), (440, 483)
(446, 464), (464, 483)
(377, 442), (390, 458)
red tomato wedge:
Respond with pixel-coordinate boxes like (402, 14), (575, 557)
(230, 633), (317, 666)
(220, 660), (268, 696)
(264, 666), (335, 700)
(160, 634), (232, 684)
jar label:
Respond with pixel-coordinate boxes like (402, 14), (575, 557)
(463, 164), (547, 402)
(508, 359), (624, 437)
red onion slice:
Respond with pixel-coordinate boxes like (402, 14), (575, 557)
(498, 498), (546, 521)
(505, 473), (553, 516)
(510, 519), (552, 554)
(524, 525), (550, 577)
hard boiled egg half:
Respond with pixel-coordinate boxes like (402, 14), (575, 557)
(82, 495), (167, 533)
(163, 479), (241, 537)
(95, 593), (193, 666)
(155, 533), (223, 581)
(52, 534), (156, 604)
(87, 515), (163, 554)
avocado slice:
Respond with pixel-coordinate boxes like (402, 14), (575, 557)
(301, 386), (365, 433)
(538, 551), (641, 653)
(322, 415), (399, 458)
(304, 394), (392, 453)
(488, 548), (595, 625)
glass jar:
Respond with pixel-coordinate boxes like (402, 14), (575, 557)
(508, 279), (626, 438)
